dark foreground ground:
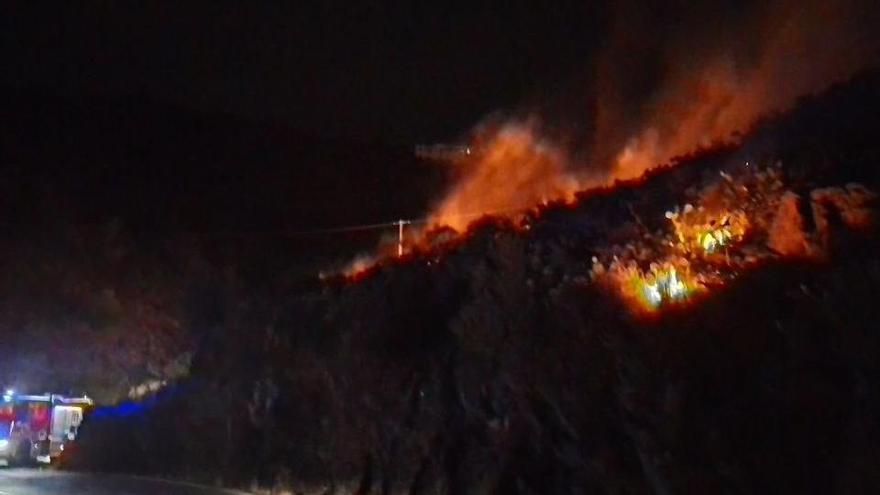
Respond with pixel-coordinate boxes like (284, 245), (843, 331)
(0, 468), (249, 495)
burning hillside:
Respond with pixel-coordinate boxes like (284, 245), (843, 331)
(340, 61), (880, 310)
(8, 1), (880, 492)
(344, 154), (876, 316)
(68, 69), (880, 495)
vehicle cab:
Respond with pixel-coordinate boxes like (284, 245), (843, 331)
(0, 390), (92, 465)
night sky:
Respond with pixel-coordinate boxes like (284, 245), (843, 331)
(3, 1), (604, 144)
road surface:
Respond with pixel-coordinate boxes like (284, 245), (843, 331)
(0, 468), (251, 495)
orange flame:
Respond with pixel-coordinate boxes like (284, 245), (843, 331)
(609, 0), (880, 179)
(667, 205), (750, 256)
(427, 124), (583, 232)
(602, 164), (876, 316)
(610, 260), (705, 314)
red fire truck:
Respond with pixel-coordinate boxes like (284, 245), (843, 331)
(0, 390), (92, 465)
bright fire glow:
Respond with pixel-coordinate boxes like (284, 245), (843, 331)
(426, 124), (582, 232)
(667, 207), (749, 255)
(604, 165), (783, 314)
(613, 261), (704, 312)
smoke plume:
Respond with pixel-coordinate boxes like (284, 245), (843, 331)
(597, 0), (880, 179)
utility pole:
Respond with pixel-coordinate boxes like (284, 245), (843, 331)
(395, 219), (411, 257)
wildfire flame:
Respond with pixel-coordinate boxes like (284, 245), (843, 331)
(601, 163), (875, 315)
(667, 206), (749, 256)
(426, 124), (582, 232)
(612, 261), (704, 313)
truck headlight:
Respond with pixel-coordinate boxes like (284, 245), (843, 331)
(0, 439), (8, 450)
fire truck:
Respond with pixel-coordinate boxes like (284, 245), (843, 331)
(0, 390), (92, 465)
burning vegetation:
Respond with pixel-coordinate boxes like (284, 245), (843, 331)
(594, 163), (876, 314)
(340, 153), (876, 317)
(609, 261), (704, 313)
(341, 137), (879, 316)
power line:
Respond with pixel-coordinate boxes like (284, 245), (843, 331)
(282, 201), (544, 238)
(201, 201), (556, 245)
(284, 220), (409, 236)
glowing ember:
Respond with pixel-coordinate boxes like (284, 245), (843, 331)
(343, 254), (378, 279)
(667, 207), (749, 255)
(612, 261), (703, 312)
